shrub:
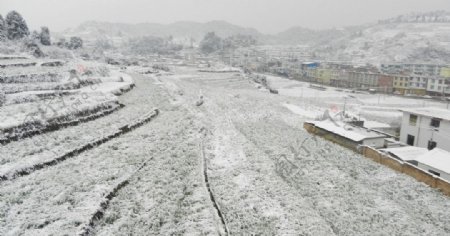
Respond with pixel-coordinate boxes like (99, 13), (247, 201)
(68, 36), (83, 49)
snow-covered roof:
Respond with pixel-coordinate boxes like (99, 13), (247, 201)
(416, 148), (450, 174)
(381, 146), (428, 161)
(400, 107), (450, 121)
(308, 120), (386, 142)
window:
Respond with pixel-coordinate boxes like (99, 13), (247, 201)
(428, 140), (437, 150)
(409, 114), (418, 126)
(430, 118), (440, 128)
(407, 134), (415, 146)
(429, 169), (441, 177)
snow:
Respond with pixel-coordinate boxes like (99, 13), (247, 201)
(381, 146), (429, 161)
(363, 120), (391, 129)
(307, 120), (386, 142)
(416, 148), (450, 174)
(281, 103), (322, 119)
(401, 107), (450, 121)
(1, 63), (450, 235)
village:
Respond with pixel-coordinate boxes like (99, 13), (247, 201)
(1, 2), (450, 235)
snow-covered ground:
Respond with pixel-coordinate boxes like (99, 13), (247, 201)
(1, 65), (449, 235)
(0, 58), (135, 143)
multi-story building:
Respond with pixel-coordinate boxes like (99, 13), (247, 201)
(316, 68), (332, 85)
(329, 70), (349, 88)
(400, 107), (450, 152)
(347, 71), (380, 89)
(392, 74), (410, 94)
(378, 75), (394, 93)
(441, 67), (450, 78)
(382, 63), (448, 76)
(426, 77), (450, 96)
(406, 75), (428, 95)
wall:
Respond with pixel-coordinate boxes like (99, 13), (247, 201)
(400, 112), (450, 152)
(362, 138), (385, 148)
(304, 122), (450, 197)
(361, 146), (450, 197)
(303, 122), (360, 152)
(418, 162), (450, 182)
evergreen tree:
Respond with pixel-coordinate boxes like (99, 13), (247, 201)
(68, 36), (83, 49)
(199, 32), (222, 54)
(40, 26), (51, 45)
(5, 11), (29, 40)
(0, 14), (6, 41)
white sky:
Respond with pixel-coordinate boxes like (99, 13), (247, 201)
(1, 0), (450, 33)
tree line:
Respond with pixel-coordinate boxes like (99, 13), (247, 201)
(199, 32), (257, 54)
(0, 11), (83, 57)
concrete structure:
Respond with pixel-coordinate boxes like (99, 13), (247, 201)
(416, 148), (450, 182)
(381, 146), (428, 163)
(304, 120), (387, 150)
(400, 107), (450, 152)
(381, 63), (447, 76)
(316, 68), (332, 85)
(378, 75), (394, 93)
(406, 75), (428, 95)
(427, 77), (450, 96)
(393, 74), (409, 94)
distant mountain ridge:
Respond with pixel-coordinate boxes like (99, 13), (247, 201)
(62, 11), (450, 63)
(379, 11), (450, 24)
(62, 20), (263, 42)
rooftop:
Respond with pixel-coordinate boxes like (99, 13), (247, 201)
(307, 120), (386, 142)
(400, 107), (450, 121)
(416, 148), (450, 175)
(381, 146), (428, 161)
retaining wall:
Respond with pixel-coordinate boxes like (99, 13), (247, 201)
(304, 122), (450, 197)
(361, 146), (450, 197)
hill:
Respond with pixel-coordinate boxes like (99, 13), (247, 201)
(61, 20), (263, 45)
(313, 11), (450, 64)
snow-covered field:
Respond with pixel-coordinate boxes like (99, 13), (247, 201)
(0, 58), (135, 144)
(1, 65), (449, 235)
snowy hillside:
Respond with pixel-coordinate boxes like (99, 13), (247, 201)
(315, 12), (450, 64)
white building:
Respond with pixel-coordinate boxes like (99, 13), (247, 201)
(307, 120), (387, 149)
(400, 107), (450, 152)
(427, 77), (450, 95)
(416, 148), (450, 182)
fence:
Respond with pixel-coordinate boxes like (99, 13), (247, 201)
(361, 146), (450, 197)
(304, 122), (450, 197)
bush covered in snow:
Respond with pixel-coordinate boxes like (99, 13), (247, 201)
(68, 36), (83, 49)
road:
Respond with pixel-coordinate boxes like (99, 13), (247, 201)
(1, 66), (449, 235)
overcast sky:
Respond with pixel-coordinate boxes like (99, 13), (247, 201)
(1, 0), (450, 33)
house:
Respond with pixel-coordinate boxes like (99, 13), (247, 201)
(381, 146), (429, 164)
(304, 120), (387, 151)
(406, 75), (428, 95)
(381, 63), (447, 76)
(393, 74), (409, 95)
(378, 75), (394, 93)
(399, 107), (450, 152)
(316, 68), (332, 85)
(426, 77), (450, 96)
(416, 148), (450, 182)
